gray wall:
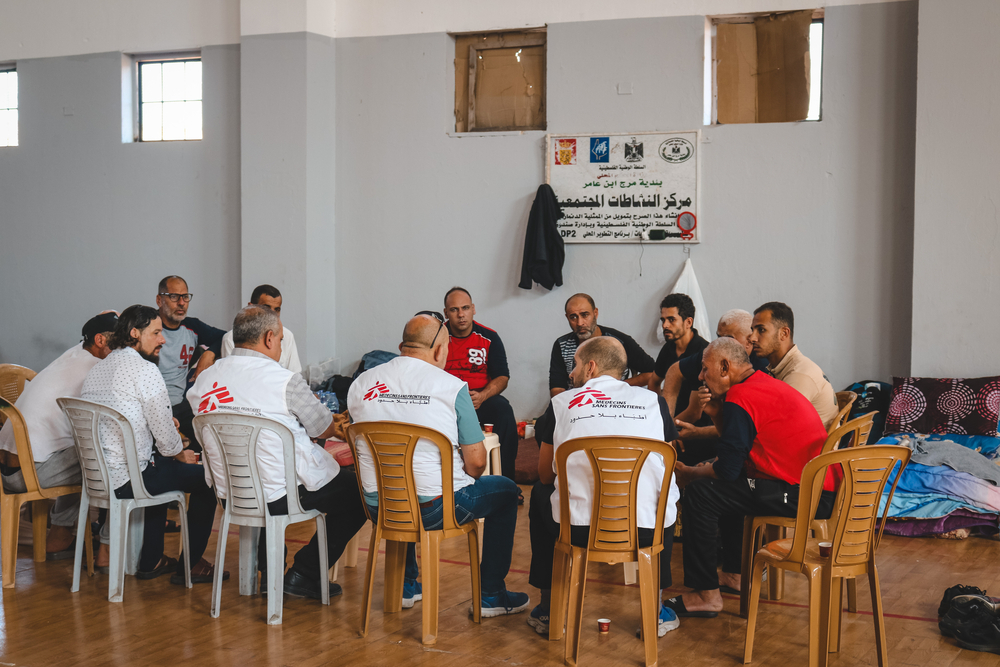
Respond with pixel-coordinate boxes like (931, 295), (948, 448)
(335, 2), (918, 418)
(911, 0), (1000, 378)
(0, 45), (242, 369)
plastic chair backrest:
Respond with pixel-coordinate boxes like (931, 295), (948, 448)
(56, 397), (158, 502)
(0, 398), (45, 495)
(784, 445), (910, 566)
(0, 365), (35, 425)
(192, 413), (308, 518)
(347, 421), (465, 535)
(829, 391), (857, 434)
(823, 411), (877, 455)
(554, 436), (677, 555)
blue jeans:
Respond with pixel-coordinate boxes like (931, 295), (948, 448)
(366, 474), (520, 594)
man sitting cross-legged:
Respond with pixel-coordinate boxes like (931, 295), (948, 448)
(348, 314), (530, 617)
(528, 336), (681, 637)
(665, 338), (837, 617)
(189, 305), (367, 600)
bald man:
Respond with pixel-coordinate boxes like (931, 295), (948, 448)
(528, 337), (681, 637)
(348, 314), (530, 617)
(664, 338), (837, 618)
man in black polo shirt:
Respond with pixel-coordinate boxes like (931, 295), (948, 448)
(548, 293), (654, 397)
(647, 293), (709, 407)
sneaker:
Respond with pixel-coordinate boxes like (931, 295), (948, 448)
(402, 578), (423, 609)
(953, 610), (1000, 655)
(527, 604), (550, 635)
(940, 595), (1000, 638)
(475, 588), (531, 618)
(939, 584), (988, 618)
(658, 603), (680, 637)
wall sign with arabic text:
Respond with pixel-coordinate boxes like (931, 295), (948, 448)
(545, 131), (700, 244)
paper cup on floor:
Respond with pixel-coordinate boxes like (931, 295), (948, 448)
(597, 618), (611, 634)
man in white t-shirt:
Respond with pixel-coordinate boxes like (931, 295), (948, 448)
(0, 312), (117, 558)
(528, 336), (682, 637)
(220, 284), (302, 373)
(348, 314), (529, 617)
(189, 305), (366, 601)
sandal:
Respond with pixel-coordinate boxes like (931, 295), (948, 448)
(171, 559), (230, 585)
(135, 555), (179, 580)
(663, 596), (720, 618)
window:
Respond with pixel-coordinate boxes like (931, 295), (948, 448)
(709, 10), (823, 124)
(138, 57), (202, 141)
(454, 30), (546, 133)
(0, 66), (17, 147)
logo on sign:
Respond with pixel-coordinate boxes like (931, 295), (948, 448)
(555, 138), (577, 165)
(468, 348), (487, 366)
(198, 382), (234, 413)
(658, 137), (694, 164)
(624, 137), (643, 163)
(590, 137), (610, 163)
(568, 388), (612, 409)
(364, 382), (390, 401)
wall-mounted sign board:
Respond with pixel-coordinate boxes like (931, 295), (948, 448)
(545, 131), (699, 243)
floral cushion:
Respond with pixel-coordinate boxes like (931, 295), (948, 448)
(885, 376), (1000, 437)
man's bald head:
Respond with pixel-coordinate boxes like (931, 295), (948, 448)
(704, 337), (751, 369)
(576, 337), (627, 378)
(399, 314), (449, 368)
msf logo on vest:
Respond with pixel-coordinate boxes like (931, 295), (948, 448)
(364, 383), (390, 401)
(198, 382), (234, 413)
(568, 389), (612, 408)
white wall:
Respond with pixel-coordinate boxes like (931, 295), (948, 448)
(911, 0), (1000, 378)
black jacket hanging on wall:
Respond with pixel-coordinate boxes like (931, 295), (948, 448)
(518, 184), (565, 290)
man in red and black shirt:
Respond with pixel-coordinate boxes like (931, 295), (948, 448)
(664, 337), (836, 618)
(443, 287), (519, 483)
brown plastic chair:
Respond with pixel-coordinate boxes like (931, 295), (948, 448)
(830, 391), (857, 434)
(0, 364), (36, 425)
(548, 436), (677, 667)
(739, 412), (876, 618)
(347, 421), (482, 646)
(743, 444), (910, 667)
(0, 397), (93, 588)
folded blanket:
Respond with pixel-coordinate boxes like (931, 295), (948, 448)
(898, 434), (1000, 486)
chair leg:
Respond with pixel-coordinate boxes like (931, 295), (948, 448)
(564, 548), (588, 667)
(809, 572), (829, 667)
(383, 540), (407, 613)
(869, 564), (888, 667)
(343, 533), (359, 568)
(71, 498), (89, 592)
(1, 496), (22, 588)
(467, 524), (482, 624)
(315, 515), (330, 606)
(265, 519), (287, 625)
(846, 576), (858, 613)
(31, 499), (49, 562)
(125, 508), (143, 576)
(828, 577), (843, 653)
(623, 561), (638, 585)
(239, 526), (260, 596)
(637, 549), (658, 667)
(549, 548), (570, 641)
(420, 530), (442, 646)
(742, 556), (767, 664)
(210, 512), (230, 618)
(359, 525), (381, 638)
(108, 505), (129, 603)
(84, 518), (94, 577)
(176, 500), (191, 588)
(739, 517), (756, 618)
(765, 525), (784, 601)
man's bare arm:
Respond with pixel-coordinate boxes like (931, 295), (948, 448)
(460, 442), (487, 479)
(660, 362), (684, 416)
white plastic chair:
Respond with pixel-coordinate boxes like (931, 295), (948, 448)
(192, 413), (329, 625)
(57, 397), (192, 602)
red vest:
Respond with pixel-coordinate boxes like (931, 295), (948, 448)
(726, 372), (836, 491)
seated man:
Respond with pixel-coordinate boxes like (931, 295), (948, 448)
(155, 275), (225, 444)
(549, 293), (655, 397)
(82, 305), (222, 583)
(528, 336), (681, 637)
(348, 314), (529, 617)
(667, 309), (769, 464)
(666, 338), (836, 617)
(0, 312), (117, 558)
(647, 293), (709, 398)
(748, 301), (838, 429)
(442, 287), (518, 483)
(220, 284), (302, 373)
(189, 306), (366, 599)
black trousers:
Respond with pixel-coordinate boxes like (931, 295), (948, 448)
(114, 454), (217, 573)
(527, 481), (674, 590)
(681, 476), (835, 591)
(171, 400), (198, 451)
(259, 469), (368, 579)
(476, 394), (519, 482)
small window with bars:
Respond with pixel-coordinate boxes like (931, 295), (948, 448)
(139, 57), (202, 141)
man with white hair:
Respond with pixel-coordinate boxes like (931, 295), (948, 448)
(664, 337), (837, 618)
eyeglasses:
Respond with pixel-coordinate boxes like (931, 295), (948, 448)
(159, 293), (193, 303)
(429, 320), (445, 348)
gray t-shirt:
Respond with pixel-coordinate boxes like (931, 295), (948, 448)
(157, 317), (224, 406)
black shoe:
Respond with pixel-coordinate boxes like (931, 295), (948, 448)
(282, 567), (343, 600)
(939, 584), (988, 618)
(941, 595), (1000, 638)
(135, 555), (179, 580)
(953, 609), (1000, 654)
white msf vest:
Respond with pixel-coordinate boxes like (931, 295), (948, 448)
(348, 356), (475, 498)
(551, 375), (679, 529)
(187, 355), (340, 502)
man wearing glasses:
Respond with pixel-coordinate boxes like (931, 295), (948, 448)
(155, 275), (225, 444)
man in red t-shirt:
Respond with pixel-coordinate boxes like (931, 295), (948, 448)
(664, 337), (835, 618)
(443, 287), (519, 485)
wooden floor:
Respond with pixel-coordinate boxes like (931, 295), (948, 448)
(3, 485), (1000, 667)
